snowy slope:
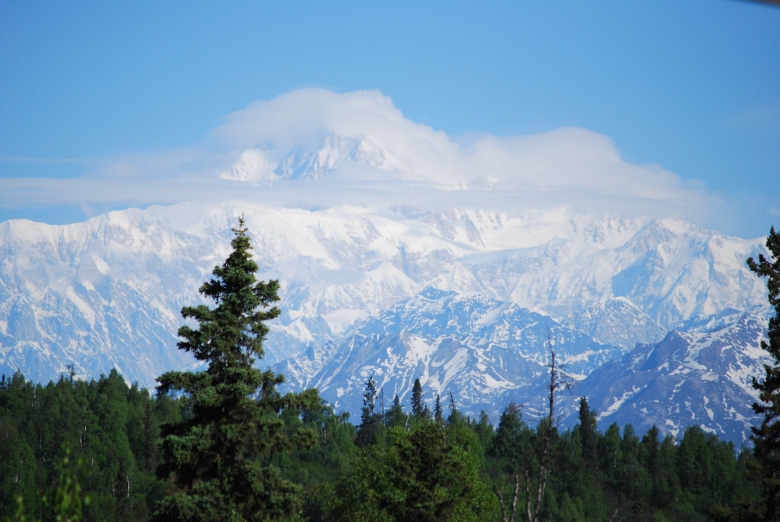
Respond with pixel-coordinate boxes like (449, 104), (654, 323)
(560, 308), (772, 445)
(0, 199), (769, 393)
(564, 297), (666, 350)
(277, 288), (623, 419)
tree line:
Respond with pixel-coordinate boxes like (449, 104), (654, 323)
(0, 369), (178, 520)
(0, 369), (764, 521)
(0, 220), (776, 521)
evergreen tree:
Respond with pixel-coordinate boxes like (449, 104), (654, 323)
(434, 394), (444, 425)
(620, 424), (651, 518)
(641, 425), (660, 481)
(141, 402), (157, 474)
(747, 226), (780, 521)
(446, 392), (464, 426)
(356, 376), (382, 447)
(578, 397), (598, 474)
(385, 394), (407, 429)
(0, 365), (767, 521)
(598, 422), (623, 485)
(411, 378), (426, 419)
(652, 435), (682, 512)
(491, 402), (531, 470)
(471, 411), (494, 451)
(361, 376), (377, 422)
(152, 217), (320, 522)
(0, 370), (174, 521)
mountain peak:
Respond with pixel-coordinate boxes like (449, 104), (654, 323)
(418, 286), (453, 301)
(220, 133), (412, 184)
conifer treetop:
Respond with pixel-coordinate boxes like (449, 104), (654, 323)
(175, 215), (280, 370)
(153, 216), (319, 522)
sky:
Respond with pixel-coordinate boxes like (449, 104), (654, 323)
(0, 0), (778, 238)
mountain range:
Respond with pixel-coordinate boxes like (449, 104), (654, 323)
(0, 134), (772, 445)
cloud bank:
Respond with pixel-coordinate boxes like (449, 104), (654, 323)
(0, 88), (718, 224)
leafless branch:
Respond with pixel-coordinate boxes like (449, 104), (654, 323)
(528, 328), (573, 522)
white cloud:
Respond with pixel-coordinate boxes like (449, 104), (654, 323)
(0, 88), (718, 225)
(220, 149), (278, 182)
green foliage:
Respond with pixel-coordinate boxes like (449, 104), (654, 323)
(642, 425), (661, 481)
(355, 376), (382, 448)
(481, 400), (763, 522)
(4, 447), (90, 522)
(410, 378), (428, 420)
(490, 402), (532, 470)
(152, 218), (320, 521)
(276, 401), (356, 522)
(0, 371), (178, 521)
(385, 395), (407, 430)
(325, 421), (500, 521)
(44, 448), (91, 522)
(446, 393), (465, 427)
(434, 395), (444, 425)
(747, 226), (780, 521)
(578, 397), (598, 474)
(470, 410), (494, 451)
(0, 367), (766, 521)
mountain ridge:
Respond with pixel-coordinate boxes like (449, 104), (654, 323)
(0, 201), (771, 444)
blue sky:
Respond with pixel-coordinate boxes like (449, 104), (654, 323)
(1, 0), (778, 237)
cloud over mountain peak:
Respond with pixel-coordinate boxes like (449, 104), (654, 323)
(1, 88), (717, 226)
(216, 89), (698, 193)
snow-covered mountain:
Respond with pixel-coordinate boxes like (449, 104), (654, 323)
(560, 308), (772, 445)
(563, 297), (666, 350)
(221, 134), (411, 183)
(0, 194), (771, 443)
(277, 288), (624, 419)
(274, 288), (770, 445)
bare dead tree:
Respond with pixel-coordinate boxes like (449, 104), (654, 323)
(497, 328), (573, 522)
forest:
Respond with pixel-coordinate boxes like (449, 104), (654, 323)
(0, 222), (777, 522)
(0, 369), (764, 521)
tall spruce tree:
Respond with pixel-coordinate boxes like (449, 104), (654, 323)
(578, 397), (599, 474)
(434, 394), (444, 425)
(152, 217), (319, 522)
(385, 393), (407, 429)
(356, 376), (381, 447)
(747, 226), (780, 521)
(411, 378), (426, 419)
(642, 425), (660, 481)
